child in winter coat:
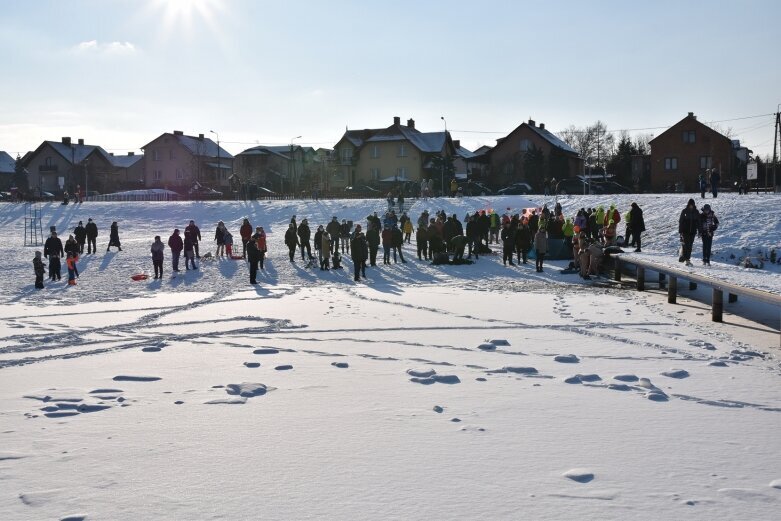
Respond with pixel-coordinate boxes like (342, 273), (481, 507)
(151, 236), (165, 279)
(534, 228), (548, 273)
(33, 251), (46, 289)
(403, 219), (413, 244)
(224, 230), (234, 257)
(699, 204), (719, 265)
(66, 252), (78, 285)
(184, 231), (198, 270)
(320, 231), (331, 270)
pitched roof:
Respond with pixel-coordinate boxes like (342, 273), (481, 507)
(649, 113), (731, 144)
(45, 141), (113, 164)
(0, 151), (15, 174)
(143, 132), (233, 159)
(455, 145), (475, 159)
(110, 154), (144, 168)
(527, 125), (578, 155)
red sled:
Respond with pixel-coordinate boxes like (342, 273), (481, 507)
(131, 274), (149, 281)
(230, 255), (244, 260)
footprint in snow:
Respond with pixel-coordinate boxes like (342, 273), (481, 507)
(613, 374), (639, 382)
(331, 362), (349, 368)
(253, 348), (279, 355)
(661, 369), (690, 379)
(243, 362), (261, 368)
(112, 375), (161, 382)
(275, 365), (293, 371)
(563, 468), (595, 483)
(554, 354), (580, 363)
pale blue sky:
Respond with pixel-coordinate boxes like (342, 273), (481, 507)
(1, 0), (779, 158)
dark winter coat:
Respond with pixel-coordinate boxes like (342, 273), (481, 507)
(679, 202), (700, 236)
(340, 222), (351, 238)
(466, 220), (479, 239)
(44, 236), (64, 258)
(74, 225), (87, 243)
(151, 240), (165, 261)
(314, 229), (323, 250)
(391, 227), (404, 247)
(246, 239), (261, 262)
(298, 223), (311, 243)
(284, 228), (298, 247)
(185, 224), (201, 242)
(381, 228), (392, 246)
(34, 257), (46, 276)
(85, 221), (98, 239)
(168, 233), (183, 253)
(700, 210), (719, 237)
(326, 220), (341, 239)
(215, 226), (225, 245)
(629, 205), (646, 233)
(350, 233), (369, 262)
(515, 225), (532, 250)
(367, 228), (380, 247)
(109, 223), (120, 243)
(64, 238), (79, 257)
(500, 226), (515, 247)
(478, 214), (490, 234)
(184, 234), (195, 253)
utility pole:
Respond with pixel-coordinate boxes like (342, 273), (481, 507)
(210, 130), (220, 189)
(290, 136), (301, 195)
(441, 116), (447, 197)
(773, 108), (780, 193)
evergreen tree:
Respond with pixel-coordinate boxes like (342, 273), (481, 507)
(13, 154), (29, 192)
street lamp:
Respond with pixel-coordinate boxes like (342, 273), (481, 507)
(290, 136), (301, 194)
(209, 130), (220, 188)
(440, 116), (447, 197)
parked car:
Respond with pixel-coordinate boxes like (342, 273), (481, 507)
(497, 182), (534, 195)
(189, 186), (223, 199)
(592, 181), (632, 194)
(458, 180), (493, 196)
(555, 179), (603, 195)
(344, 185), (381, 196)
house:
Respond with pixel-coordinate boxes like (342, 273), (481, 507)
(141, 131), (233, 190)
(234, 145), (318, 194)
(485, 119), (583, 189)
(0, 151), (15, 190)
(452, 140), (475, 180)
(649, 112), (733, 192)
(22, 137), (117, 196)
(333, 116), (456, 193)
(109, 152), (145, 190)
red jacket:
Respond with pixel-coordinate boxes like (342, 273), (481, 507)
(240, 223), (253, 240)
(254, 232), (267, 251)
(381, 229), (392, 246)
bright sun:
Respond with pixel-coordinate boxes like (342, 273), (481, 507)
(151, 0), (224, 32)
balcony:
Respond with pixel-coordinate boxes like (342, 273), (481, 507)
(39, 164), (59, 173)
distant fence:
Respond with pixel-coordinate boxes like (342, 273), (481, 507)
(85, 193), (181, 202)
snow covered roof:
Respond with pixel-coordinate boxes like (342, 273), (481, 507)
(237, 146), (291, 161)
(0, 151), (15, 174)
(174, 134), (233, 159)
(45, 141), (112, 164)
(365, 125), (446, 154)
(455, 145), (475, 159)
(527, 125), (578, 155)
(109, 154), (144, 168)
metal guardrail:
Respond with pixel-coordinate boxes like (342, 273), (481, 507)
(613, 254), (781, 345)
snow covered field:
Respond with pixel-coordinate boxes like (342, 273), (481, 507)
(1, 194), (780, 520)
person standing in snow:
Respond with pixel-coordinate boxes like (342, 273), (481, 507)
(239, 218), (253, 259)
(184, 230), (198, 270)
(699, 203), (719, 266)
(253, 226), (267, 270)
(534, 228), (548, 273)
(284, 223), (299, 262)
(298, 219), (313, 261)
(151, 236), (165, 279)
(381, 226), (392, 264)
(350, 224), (368, 281)
(710, 169), (720, 198)
(224, 230), (234, 257)
(628, 202), (645, 252)
(326, 217), (341, 254)
(515, 219), (532, 264)
(246, 237), (260, 284)
(66, 252), (78, 286)
(366, 223), (380, 266)
(73, 221), (86, 254)
(320, 230), (331, 270)
(501, 220), (516, 266)
(391, 224), (406, 263)
(107, 221), (122, 252)
(185, 220), (202, 259)
(416, 221), (429, 261)
(340, 219), (351, 255)
(678, 198), (699, 266)
(33, 251), (46, 289)
(85, 218), (98, 254)
(214, 221), (226, 258)
(168, 229), (183, 272)
(44, 230), (64, 281)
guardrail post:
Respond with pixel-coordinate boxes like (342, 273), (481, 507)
(728, 293), (738, 303)
(712, 289), (723, 322)
(637, 266), (645, 291)
(614, 258), (622, 281)
(689, 281), (697, 291)
(658, 273), (666, 289)
(668, 276), (677, 304)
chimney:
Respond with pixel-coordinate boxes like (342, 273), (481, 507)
(407, 118), (415, 129)
(198, 133), (204, 140)
(453, 140), (460, 148)
(62, 137), (71, 145)
(173, 130), (184, 136)
(78, 138), (84, 146)
(539, 123), (545, 130)
(528, 119), (536, 127)
(109, 152), (114, 156)
(393, 116), (400, 126)
(688, 112), (696, 120)
(128, 152), (134, 156)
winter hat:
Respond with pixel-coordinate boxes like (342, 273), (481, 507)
(355, 224), (362, 231)
(35, 251), (42, 258)
(703, 204), (711, 211)
(687, 198), (695, 206)
(174, 228), (180, 233)
(88, 218), (92, 221)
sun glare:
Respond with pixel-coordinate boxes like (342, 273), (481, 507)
(151, 0), (224, 33)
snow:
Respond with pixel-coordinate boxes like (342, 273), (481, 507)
(1, 193), (780, 520)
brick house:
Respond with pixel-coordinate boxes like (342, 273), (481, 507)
(485, 119), (583, 189)
(0, 151), (15, 190)
(333, 116), (456, 192)
(109, 152), (145, 190)
(649, 112), (733, 192)
(22, 137), (116, 196)
(142, 131), (233, 190)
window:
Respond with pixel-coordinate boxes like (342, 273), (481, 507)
(397, 143), (407, 157)
(153, 169), (162, 180)
(664, 157), (678, 171)
(682, 131), (696, 144)
(520, 138), (532, 152)
(370, 168), (380, 180)
(699, 156), (712, 169)
(153, 149), (161, 161)
(396, 167), (407, 179)
(45, 156), (52, 166)
(371, 145), (380, 159)
(341, 147), (352, 164)
(169, 149), (176, 160)
(176, 168), (184, 180)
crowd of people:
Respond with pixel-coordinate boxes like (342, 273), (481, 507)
(30, 196), (724, 289)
